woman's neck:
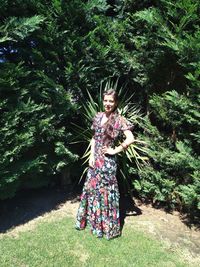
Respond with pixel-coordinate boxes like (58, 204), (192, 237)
(105, 110), (116, 117)
(104, 111), (112, 117)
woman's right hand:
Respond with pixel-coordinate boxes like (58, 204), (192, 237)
(89, 155), (95, 168)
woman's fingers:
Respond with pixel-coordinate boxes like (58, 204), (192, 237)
(89, 157), (95, 168)
(102, 146), (114, 155)
(89, 162), (94, 168)
(102, 147), (108, 154)
(103, 147), (109, 154)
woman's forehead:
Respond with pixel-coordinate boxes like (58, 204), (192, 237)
(103, 94), (115, 100)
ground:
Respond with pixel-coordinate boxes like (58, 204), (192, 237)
(0, 187), (199, 265)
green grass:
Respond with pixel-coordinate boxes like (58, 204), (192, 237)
(0, 217), (191, 267)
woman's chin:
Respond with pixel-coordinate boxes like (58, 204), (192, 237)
(105, 107), (112, 112)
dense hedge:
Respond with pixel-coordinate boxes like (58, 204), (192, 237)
(0, 0), (199, 216)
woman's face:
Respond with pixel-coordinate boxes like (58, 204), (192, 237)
(103, 94), (117, 114)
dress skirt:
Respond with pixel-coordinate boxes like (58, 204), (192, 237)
(75, 154), (121, 240)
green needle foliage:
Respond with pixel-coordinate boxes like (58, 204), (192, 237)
(0, 1), (80, 199)
(126, 0), (200, 215)
(0, 0), (199, 217)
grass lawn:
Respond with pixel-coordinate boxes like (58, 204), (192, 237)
(0, 216), (193, 267)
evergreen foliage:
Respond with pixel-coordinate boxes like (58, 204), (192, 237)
(0, 1), (79, 199)
(125, 0), (200, 215)
(0, 0), (199, 216)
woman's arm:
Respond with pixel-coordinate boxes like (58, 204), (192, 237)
(89, 137), (95, 168)
(114, 129), (134, 154)
(102, 130), (134, 155)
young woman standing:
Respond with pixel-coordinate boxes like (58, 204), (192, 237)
(75, 89), (134, 239)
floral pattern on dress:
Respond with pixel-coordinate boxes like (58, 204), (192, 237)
(75, 112), (133, 240)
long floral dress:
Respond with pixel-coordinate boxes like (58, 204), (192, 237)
(75, 112), (133, 240)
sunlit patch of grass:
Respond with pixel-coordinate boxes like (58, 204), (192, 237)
(0, 217), (193, 267)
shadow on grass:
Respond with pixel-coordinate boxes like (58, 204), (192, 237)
(0, 186), (142, 234)
(0, 186), (79, 233)
(181, 214), (200, 230)
(119, 194), (142, 232)
(151, 201), (200, 230)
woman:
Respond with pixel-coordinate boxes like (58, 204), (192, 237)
(75, 89), (134, 239)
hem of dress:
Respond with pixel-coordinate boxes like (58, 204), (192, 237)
(75, 225), (121, 240)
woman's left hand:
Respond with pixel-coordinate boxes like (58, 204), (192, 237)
(102, 146), (116, 155)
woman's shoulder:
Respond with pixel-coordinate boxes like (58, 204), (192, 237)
(93, 112), (103, 119)
(96, 111), (104, 116)
(91, 112), (103, 130)
(117, 114), (134, 131)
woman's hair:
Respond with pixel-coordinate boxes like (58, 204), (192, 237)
(103, 89), (120, 144)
